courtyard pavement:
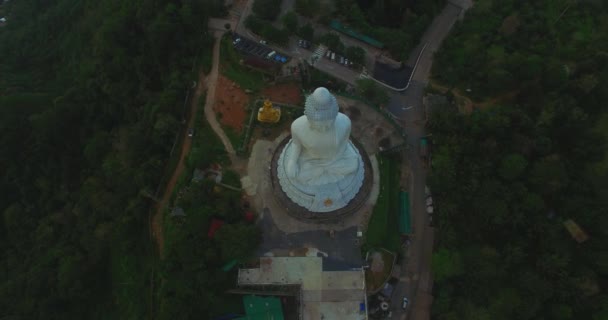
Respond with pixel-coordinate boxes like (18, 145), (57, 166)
(241, 96), (406, 269)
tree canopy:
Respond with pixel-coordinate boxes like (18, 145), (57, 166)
(0, 0), (226, 318)
(429, 1), (608, 319)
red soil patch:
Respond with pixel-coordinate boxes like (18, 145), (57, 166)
(213, 75), (249, 133)
(261, 82), (302, 105)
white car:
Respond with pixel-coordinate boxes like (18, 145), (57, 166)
(259, 39), (267, 45)
(402, 297), (409, 310)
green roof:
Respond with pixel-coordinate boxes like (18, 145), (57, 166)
(329, 20), (384, 48)
(222, 259), (238, 272)
(399, 191), (411, 234)
(236, 295), (284, 320)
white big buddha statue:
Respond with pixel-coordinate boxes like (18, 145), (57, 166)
(277, 87), (365, 212)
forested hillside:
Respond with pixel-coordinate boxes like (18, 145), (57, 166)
(0, 0), (222, 318)
(429, 0), (608, 319)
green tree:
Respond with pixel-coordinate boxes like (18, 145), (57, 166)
(355, 78), (389, 106)
(295, 0), (320, 17)
(214, 224), (261, 261)
(499, 154), (528, 180)
(345, 46), (365, 65)
(297, 23), (315, 41)
(252, 0), (282, 21)
(318, 33), (344, 53)
(432, 248), (464, 282)
(281, 11), (298, 33)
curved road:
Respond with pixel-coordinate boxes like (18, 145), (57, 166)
(386, 2), (472, 319)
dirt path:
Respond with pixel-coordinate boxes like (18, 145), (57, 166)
(204, 34), (238, 163)
(204, 32), (248, 174)
(150, 48), (212, 258)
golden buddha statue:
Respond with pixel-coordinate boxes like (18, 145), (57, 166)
(257, 99), (281, 123)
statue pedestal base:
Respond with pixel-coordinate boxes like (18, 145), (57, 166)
(277, 140), (365, 212)
(271, 135), (373, 222)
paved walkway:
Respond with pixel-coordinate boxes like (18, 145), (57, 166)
(242, 96), (406, 269)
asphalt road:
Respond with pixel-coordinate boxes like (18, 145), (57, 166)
(387, 2), (472, 319)
(257, 208), (363, 270)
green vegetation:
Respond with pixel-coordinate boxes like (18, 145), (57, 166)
(345, 45), (366, 65)
(301, 67), (347, 92)
(295, 0), (320, 18)
(248, 0), (292, 45)
(429, 1), (608, 319)
(0, 0), (261, 319)
(221, 36), (267, 92)
(245, 14), (290, 45)
(281, 11), (299, 34)
(331, 0), (445, 60)
(365, 154), (401, 252)
(159, 104), (260, 319)
(252, 0), (282, 21)
(296, 23), (315, 41)
(318, 33), (345, 54)
(223, 125), (242, 151)
(0, 0), (221, 318)
(355, 78), (389, 107)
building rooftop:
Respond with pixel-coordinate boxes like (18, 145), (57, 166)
(238, 257), (367, 320)
(236, 295), (284, 320)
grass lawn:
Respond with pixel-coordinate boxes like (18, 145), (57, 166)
(365, 249), (396, 292)
(365, 154), (402, 252)
(220, 36), (266, 92)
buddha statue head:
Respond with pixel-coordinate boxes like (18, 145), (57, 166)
(304, 87), (339, 131)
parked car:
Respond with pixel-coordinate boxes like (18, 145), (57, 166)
(402, 297), (409, 310)
(266, 51), (276, 59)
(344, 58), (349, 66)
(331, 52), (336, 61)
(298, 39), (311, 49)
(280, 56), (287, 63)
(188, 129), (194, 138)
(233, 37), (241, 45)
(326, 50), (332, 58)
(259, 39), (267, 45)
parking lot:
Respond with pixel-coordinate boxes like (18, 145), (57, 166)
(232, 33), (291, 65)
(322, 49), (355, 69)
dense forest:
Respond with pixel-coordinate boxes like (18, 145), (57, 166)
(0, 0), (225, 318)
(429, 0), (608, 319)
